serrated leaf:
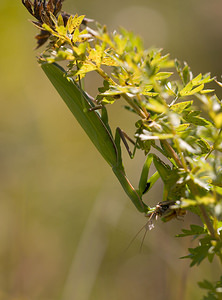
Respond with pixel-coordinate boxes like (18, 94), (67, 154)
(88, 47), (103, 66)
(66, 15), (74, 33)
(182, 243), (211, 266)
(180, 83), (204, 96)
(67, 14), (85, 33)
(177, 224), (205, 237)
(170, 101), (193, 114)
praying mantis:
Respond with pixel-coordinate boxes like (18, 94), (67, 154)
(41, 62), (189, 229)
(41, 62), (160, 214)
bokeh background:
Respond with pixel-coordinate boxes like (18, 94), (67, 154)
(0, 0), (222, 299)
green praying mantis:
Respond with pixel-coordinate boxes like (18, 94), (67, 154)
(41, 62), (162, 214)
(41, 61), (188, 225)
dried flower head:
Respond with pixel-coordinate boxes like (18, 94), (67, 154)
(22, 0), (69, 48)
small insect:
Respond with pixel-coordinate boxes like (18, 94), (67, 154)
(145, 200), (186, 225)
(127, 200), (186, 252)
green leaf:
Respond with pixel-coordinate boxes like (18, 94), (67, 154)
(57, 14), (64, 27)
(66, 14), (85, 33)
(42, 23), (54, 34)
(182, 63), (191, 85)
(198, 279), (214, 290)
(190, 84), (204, 94)
(196, 138), (211, 154)
(141, 85), (158, 97)
(72, 28), (80, 43)
(75, 63), (97, 76)
(180, 83), (204, 96)
(192, 73), (202, 85)
(175, 124), (190, 132)
(155, 71), (173, 80)
(56, 25), (67, 36)
(184, 111), (212, 126)
(177, 224), (206, 237)
(170, 101), (193, 114)
(182, 243), (211, 266)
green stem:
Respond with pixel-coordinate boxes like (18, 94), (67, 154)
(199, 205), (217, 239)
(161, 140), (183, 168)
(188, 180), (217, 239)
(122, 94), (147, 119)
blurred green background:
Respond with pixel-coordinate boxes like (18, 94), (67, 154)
(0, 0), (221, 299)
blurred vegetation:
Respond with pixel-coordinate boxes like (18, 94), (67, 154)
(0, 0), (222, 299)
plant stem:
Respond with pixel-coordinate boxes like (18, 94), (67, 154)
(199, 204), (217, 239)
(161, 140), (183, 168)
(188, 179), (217, 239)
(122, 94), (147, 119)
